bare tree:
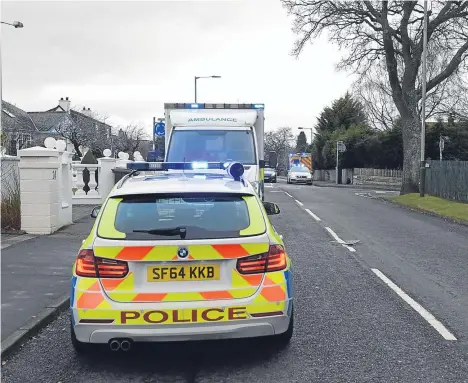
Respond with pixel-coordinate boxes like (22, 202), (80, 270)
(265, 127), (295, 170)
(55, 106), (112, 157)
(113, 124), (150, 157)
(282, 0), (468, 193)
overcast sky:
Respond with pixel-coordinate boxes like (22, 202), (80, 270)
(2, 0), (354, 140)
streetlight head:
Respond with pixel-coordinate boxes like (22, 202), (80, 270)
(211, 75), (221, 78)
(13, 21), (24, 28)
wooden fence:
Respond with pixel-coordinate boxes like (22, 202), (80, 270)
(425, 160), (468, 203)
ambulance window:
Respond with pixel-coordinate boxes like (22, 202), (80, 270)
(109, 194), (263, 240)
(166, 130), (256, 164)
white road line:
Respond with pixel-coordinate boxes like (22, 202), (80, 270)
(371, 269), (457, 341)
(325, 227), (356, 252)
(284, 192), (293, 198)
(295, 200), (304, 206)
(305, 209), (321, 221)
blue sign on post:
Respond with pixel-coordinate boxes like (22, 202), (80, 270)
(154, 122), (165, 136)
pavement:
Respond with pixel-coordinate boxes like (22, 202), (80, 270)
(0, 205), (94, 354)
(2, 183), (468, 382)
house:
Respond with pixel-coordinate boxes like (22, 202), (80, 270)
(1, 101), (43, 155)
(29, 97), (115, 157)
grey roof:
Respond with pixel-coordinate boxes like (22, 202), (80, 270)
(1, 100), (37, 132)
(70, 109), (113, 129)
(28, 111), (70, 132)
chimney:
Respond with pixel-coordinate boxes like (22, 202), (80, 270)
(82, 107), (93, 117)
(59, 97), (71, 113)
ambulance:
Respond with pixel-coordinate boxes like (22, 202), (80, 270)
(163, 103), (277, 201)
(70, 161), (293, 353)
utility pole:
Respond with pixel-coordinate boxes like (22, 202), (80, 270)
(419, 0), (428, 197)
(152, 117), (156, 151)
(439, 135), (443, 161)
(336, 141), (339, 185)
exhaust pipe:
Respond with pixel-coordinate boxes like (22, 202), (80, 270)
(120, 340), (132, 351)
(109, 339), (121, 351)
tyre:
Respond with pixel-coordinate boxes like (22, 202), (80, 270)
(270, 307), (294, 348)
(71, 322), (92, 354)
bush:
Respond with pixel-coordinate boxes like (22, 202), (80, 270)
(1, 169), (21, 231)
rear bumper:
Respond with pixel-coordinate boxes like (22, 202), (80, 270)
(73, 312), (291, 343)
(289, 179), (311, 183)
(71, 266), (293, 344)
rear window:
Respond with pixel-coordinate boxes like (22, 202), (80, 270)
(98, 194), (265, 240)
(291, 166), (309, 172)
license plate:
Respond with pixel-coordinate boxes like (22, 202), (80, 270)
(147, 265), (220, 282)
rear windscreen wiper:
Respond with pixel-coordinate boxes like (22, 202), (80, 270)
(133, 226), (187, 239)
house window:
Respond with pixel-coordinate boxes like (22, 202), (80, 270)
(18, 133), (32, 148)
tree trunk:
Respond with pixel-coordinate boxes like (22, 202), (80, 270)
(73, 142), (82, 158)
(400, 113), (421, 194)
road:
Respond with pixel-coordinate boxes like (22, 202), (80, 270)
(2, 181), (468, 382)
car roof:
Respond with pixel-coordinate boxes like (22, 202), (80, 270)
(109, 172), (257, 197)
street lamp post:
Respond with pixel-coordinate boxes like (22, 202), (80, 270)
(1, 20), (24, 137)
(420, 0), (428, 197)
(194, 75), (221, 103)
(1, 21), (24, 28)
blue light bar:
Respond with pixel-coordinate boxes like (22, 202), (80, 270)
(127, 162), (226, 171)
(164, 103), (264, 110)
(126, 161), (245, 181)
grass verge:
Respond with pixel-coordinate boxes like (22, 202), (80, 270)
(387, 193), (468, 223)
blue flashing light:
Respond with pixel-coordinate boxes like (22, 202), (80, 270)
(190, 103), (202, 109)
(253, 104), (265, 110)
(192, 161), (208, 169)
(225, 162), (244, 181)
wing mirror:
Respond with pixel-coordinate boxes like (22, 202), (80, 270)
(90, 206), (101, 218)
(263, 202), (280, 215)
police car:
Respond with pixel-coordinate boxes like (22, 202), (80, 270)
(70, 161), (293, 352)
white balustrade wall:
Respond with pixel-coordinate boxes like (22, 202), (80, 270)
(17, 138), (140, 233)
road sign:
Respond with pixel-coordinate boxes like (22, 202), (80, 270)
(154, 122), (165, 136)
(337, 141), (346, 152)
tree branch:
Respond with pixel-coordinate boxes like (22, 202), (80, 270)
(424, 38), (468, 94)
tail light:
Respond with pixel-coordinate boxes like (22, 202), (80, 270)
(75, 249), (128, 278)
(236, 245), (287, 274)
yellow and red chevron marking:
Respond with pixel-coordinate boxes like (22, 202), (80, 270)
(94, 269), (264, 302)
(290, 155), (312, 172)
(73, 269), (288, 307)
(93, 243), (269, 262)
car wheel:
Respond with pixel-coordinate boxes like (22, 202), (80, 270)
(270, 307), (294, 348)
(71, 322), (92, 354)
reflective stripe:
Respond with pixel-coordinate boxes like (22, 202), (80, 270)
(93, 243), (269, 261)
